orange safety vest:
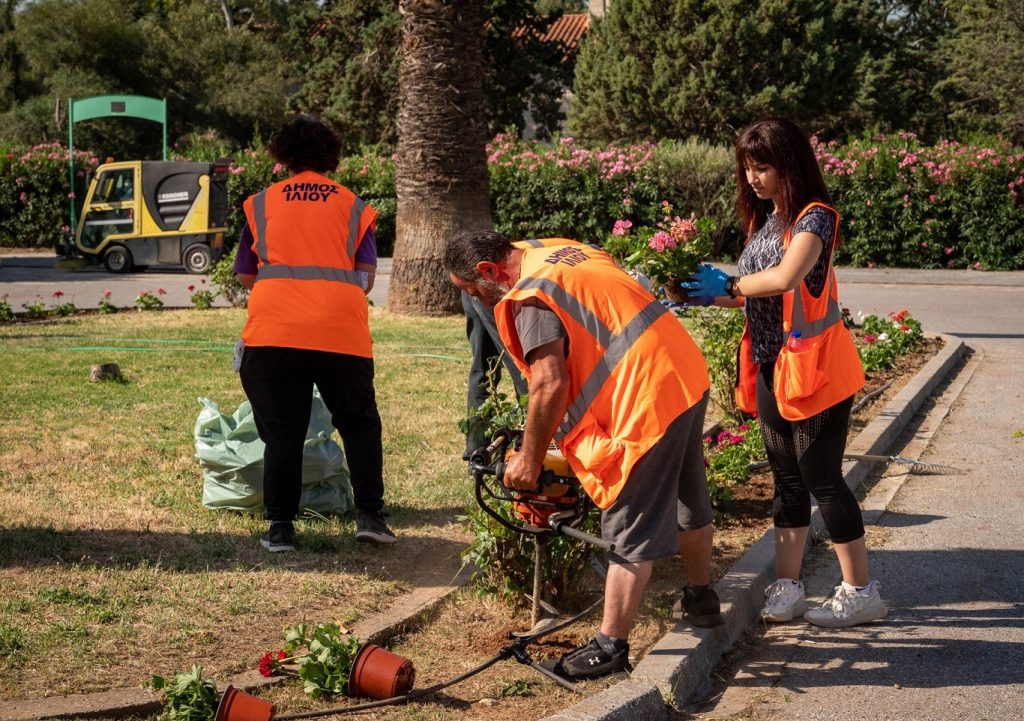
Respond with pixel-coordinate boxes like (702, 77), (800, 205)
(495, 243), (710, 508)
(241, 171), (377, 357)
(735, 202), (865, 420)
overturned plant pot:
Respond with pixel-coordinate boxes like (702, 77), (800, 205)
(346, 643), (416, 700)
(215, 685), (276, 721)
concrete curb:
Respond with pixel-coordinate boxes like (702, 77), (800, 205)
(537, 333), (969, 721)
(0, 336), (968, 721)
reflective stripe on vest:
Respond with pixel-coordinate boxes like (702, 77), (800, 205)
(250, 188), (363, 289)
(510, 275), (669, 443)
(788, 287), (844, 340)
(555, 299), (668, 442)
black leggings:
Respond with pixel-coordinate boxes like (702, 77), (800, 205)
(756, 364), (864, 544)
(240, 346), (384, 522)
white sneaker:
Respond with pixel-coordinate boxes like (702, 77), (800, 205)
(804, 581), (887, 628)
(760, 579), (807, 622)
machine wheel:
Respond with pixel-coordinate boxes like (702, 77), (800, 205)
(183, 244), (213, 274)
(103, 245), (133, 274)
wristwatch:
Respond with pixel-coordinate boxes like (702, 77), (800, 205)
(725, 276), (739, 299)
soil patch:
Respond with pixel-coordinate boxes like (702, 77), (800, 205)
(249, 338), (943, 721)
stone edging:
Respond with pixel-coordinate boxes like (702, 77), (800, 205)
(537, 333), (969, 721)
(0, 334), (968, 721)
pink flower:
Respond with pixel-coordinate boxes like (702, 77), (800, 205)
(920, 241), (929, 248)
(156, 288), (166, 295)
(272, 163), (284, 174)
(864, 334), (877, 343)
(648, 231), (676, 252)
(669, 216), (699, 244)
(611, 220), (633, 236)
(943, 247), (954, 255)
(103, 289), (112, 298)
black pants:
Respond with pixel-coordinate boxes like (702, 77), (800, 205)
(462, 291), (527, 454)
(756, 363), (864, 544)
(240, 345), (384, 522)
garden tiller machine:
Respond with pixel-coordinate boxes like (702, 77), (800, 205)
(468, 427), (613, 635)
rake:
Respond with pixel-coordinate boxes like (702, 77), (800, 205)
(748, 454), (963, 475)
(842, 453), (964, 475)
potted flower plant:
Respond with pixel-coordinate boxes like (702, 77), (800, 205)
(603, 201), (716, 302)
(259, 622), (414, 701)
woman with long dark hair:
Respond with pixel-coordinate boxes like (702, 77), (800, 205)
(682, 117), (885, 627)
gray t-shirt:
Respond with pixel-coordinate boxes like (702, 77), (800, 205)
(513, 299), (567, 362)
(737, 206), (837, 364)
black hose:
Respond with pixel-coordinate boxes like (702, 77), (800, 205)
(272, 594), (603, 719)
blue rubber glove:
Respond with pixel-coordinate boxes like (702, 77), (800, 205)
(680, 263), (730, 299)
(659, 289), (713, 310)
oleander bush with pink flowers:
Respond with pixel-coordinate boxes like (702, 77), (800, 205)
(3, 133), (1023, 270)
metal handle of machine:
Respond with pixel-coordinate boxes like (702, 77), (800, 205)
(547, 510), (614, 552)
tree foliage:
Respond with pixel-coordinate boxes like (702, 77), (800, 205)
(0, 0), (288, 159)
(569, 0), (897, 144)
(287, 0), (575, 149)
(938, 0), (1024, 145)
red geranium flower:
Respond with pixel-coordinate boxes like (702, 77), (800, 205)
(258, 649), (288, 677)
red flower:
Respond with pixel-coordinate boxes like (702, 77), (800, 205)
(187, 285), (195, 292)
(53, 290), (64, 299)
(156, 288), (166, 295)
(258, 649), (287, 677)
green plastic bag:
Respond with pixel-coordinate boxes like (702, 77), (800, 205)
(195, 391), (354, 515)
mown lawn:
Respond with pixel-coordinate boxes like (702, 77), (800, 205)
(0, 307), (477, 699)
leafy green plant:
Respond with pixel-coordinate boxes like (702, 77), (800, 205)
(457, 360), (600, 606)
(151, 665), (218, 721)
(705, 422), (765, 509)
(689, 306), (748, 423)
(22, 300), (45, 319)
(603, 200), (715, 291)
(858, 309), (924, 372)
(134, 290), (165, 311)
(97, 289), (117, 314)
(187, 283), (216, 310)
(259, 622), (362, 699)
(0, 295), (14, 323)
(207, 248), (248, 308)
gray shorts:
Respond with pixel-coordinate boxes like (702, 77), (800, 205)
(601, 391), (712, 564)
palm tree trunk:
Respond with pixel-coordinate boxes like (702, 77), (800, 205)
(390, 0), (492, 316)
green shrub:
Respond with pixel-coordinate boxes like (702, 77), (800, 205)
(688, 306), (748, 423)
(705, 422), (766, 508)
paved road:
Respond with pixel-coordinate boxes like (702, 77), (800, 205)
(0, 254), (393, 310)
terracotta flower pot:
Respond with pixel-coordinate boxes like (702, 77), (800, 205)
(214, 685), (276, 721)
(346, 643), (415, 700)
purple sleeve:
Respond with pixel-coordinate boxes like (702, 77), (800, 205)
(355, 226), (378, 266)
(233, 223), (258, 275)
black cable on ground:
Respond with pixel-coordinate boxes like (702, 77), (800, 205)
(273, 595), (604, 719)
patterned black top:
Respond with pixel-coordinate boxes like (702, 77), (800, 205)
(737, 206), (837, 364)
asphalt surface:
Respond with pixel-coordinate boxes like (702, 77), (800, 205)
(0, 254), (393, 309)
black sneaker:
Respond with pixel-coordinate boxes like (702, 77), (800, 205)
(259, 522), (296, 553)
(549, 638), (631, 680)
(674, 585), (725, 627)
(355, 510), (397, 544)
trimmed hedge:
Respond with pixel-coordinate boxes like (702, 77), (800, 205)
(3, 134), (1022, 270)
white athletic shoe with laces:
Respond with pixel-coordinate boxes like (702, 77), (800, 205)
(804, 581), (887, 628)
(760, 578), (807, 622)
